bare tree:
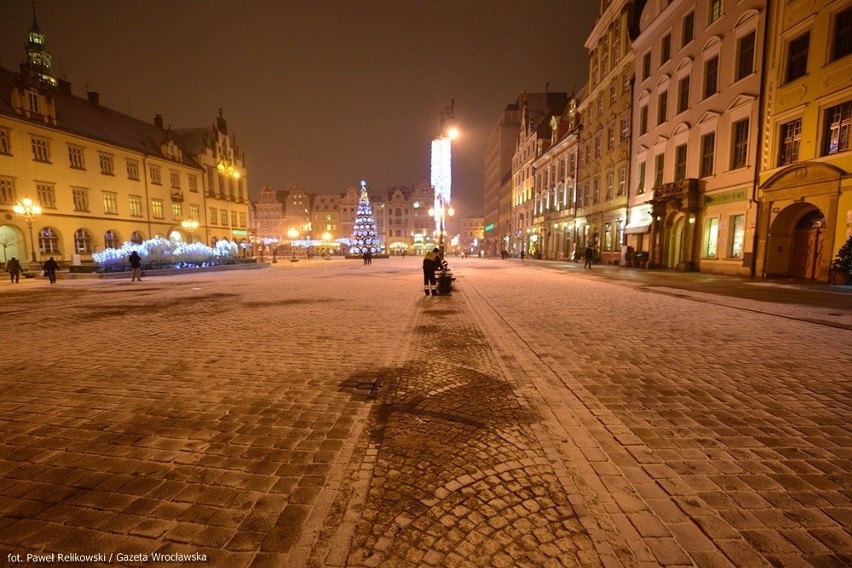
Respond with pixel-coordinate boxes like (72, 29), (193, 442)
(0, 227), (21, 264)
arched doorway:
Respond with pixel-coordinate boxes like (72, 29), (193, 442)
(666, 216), (685, 269)
(0, 225), (25, 263)
(765, 203), (826, 280)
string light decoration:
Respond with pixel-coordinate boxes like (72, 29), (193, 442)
(349, 180), (381, 255)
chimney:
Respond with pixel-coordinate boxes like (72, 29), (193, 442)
(58, 79), (72, 94)
(154, 114), (164, 129)
(87, 91), (100, 106)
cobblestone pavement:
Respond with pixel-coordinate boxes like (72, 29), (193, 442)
(0, 258), (850, 567)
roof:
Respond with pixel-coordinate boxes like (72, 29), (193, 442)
(0, 66), (203, 169)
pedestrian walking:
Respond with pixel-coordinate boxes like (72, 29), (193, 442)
(128, 251), (142, 281)
(5, 257), (21, 283)
(520, 250), (526, 261)
(43, 256), (59, 284)
(584, 245), (594, 269)
(422, 247), (442, 296)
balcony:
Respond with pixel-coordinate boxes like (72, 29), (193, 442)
(171, 190), (184, 202)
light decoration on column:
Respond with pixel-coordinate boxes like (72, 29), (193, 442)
(431, 136), (452, 236)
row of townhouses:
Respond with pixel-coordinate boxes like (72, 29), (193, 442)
(252, 183), (484, 256)
(484, 0), (851, 282)
(0, 15), (250, 267)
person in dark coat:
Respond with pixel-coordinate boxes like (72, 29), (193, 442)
(43, 257), (59, 284)
(422, 247), (442, 296)
(584, 246), (594, 270)
(5, 257), (21, 283)
(128, 251), (142, 282)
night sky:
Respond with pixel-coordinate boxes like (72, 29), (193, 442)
(0, 1), (599, 216)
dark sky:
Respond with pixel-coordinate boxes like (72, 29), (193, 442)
(0, 0), (599, 216)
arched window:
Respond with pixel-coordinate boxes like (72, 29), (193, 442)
(38, 227), (60, 254)
(74, 229), (93, 253)
(130, 231), (144, 244)
(104, 230), (120, 249)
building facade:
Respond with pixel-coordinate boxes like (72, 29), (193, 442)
(755, 0), (852, 281)
(629, 0), (765, 274)
(0, 16), (248, 268)
(578, 0), (645, 266)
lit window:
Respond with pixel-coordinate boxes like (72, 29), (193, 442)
(172, 203), (182, 220)
(103, 191), (118, 214)
(823, 101), (852, 155)
(704, 218), (719, 257)
(104, 230), (120, 249)
(74, 229), (93, 254)
(778, 119), (802, 166)
(709, 0), (723, 24)
(39, 227), (60, 254)
(729, 215), (745, 258)
(151, 198), (164, 219)
(636, 161), (646, 195)
(129, 195), (143, 217)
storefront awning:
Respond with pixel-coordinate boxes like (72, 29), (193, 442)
(624, 223), (651, 234)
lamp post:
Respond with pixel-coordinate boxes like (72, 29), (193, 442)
(180, 218), (199, 242)
(287, 228), (299, 261)
(321, 231), (332, 259)
(12, 197), (42, 264)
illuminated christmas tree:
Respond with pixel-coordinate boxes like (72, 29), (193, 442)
(350, 180), (381, 255)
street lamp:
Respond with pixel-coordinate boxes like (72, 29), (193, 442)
(321, 231), (332, 259)
(180, 218), (199, 242)
(12, 197), (42, 263)
(287, 228), (299, 261)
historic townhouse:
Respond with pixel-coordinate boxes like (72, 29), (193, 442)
(511, 92), (568, 257)
(755, 0), (852, 281)
(457, 216), (485, 256)
(629, 0), (765, 274)
(483, 100), (522, 257)
(371, 183), (434, 255)
(578, 0), (644, 265)
(0, 16), (248, 268)
(531, 95), (583, 260)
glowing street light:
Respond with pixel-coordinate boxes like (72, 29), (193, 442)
(12, 197), (42, 263)
(431, 100), (457, 254)
(180, 218), (199, 242)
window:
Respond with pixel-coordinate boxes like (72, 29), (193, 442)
(188, 175), (198, 193)
(654, 154), (665, 187)
(636, 161), (646, 194)
(700, 132), (716, 177)
(126, 159), (140, 180)
(74, 229), (93, 254)
(0, 128), (10, 155)
(618, 167), (626, 196)
(604, 223), (613, 251)
(72, 187), (89, 211)
(220, 210), (228, 226)
(661, 34), (671, 64)
(682, 11), (695, 46)
(170, 170), (181, 189)
(231, 211), (238, 227)
(103, 191), (118, 214)
(39, 227), (60, 255)
(36, 183), (55, 208)
(129, 195), (143, 217)
(642, 52), (651, 80)
(607, 122), (615, 149)
(209, 207), (217, 225)
(151, 198), (164, 219)
(640, 105), (649, 134)
(675, 145), (688, 181)
(729, 215), (745, 258)
(786, 33), (810, 83)
(731, 119), (750, 169)
(27, 89), (40, 114)
(823, 101), (852, 155)
(172, 203), (182, 219)
(99, 152), (114, 175)
(606, 172), (614, 199)
(736, 32), (756, 81)
(68, 145), (85, 169)
(593, 179), (600, 203)
(620, 116), (630, 142)
(149, 165), (162, 185)
(0, 177), (14, 205)
(709, 0), (723, 24)
(31, 136), (50, 162)
(657, 91), (668, 125)
(704, 217), (719, 257)
(831, 6), (852, 62)
(778, 119), (802, 165)
(610, 84), (617, 104)
(677, 76), (690, 114)
(595, 136), (601, 158)
(104, 230), (119, 249)
(130, 231), (144, 244)
(704, 56), (719, 98)
(190, 205), (200, 219)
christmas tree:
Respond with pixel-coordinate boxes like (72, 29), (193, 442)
(350, 180), (381, 255)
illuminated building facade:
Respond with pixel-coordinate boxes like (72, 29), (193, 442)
(754, 0), (852, 281)
(0, 15), (248, 267)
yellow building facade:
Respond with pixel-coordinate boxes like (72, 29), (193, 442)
(0, 16), (248, 269)
(755, 0), (852, 281)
